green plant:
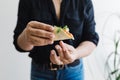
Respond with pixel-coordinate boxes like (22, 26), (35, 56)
(105, 32), (120, 80)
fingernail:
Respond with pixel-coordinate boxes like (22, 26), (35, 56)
(51, 52), (54, 55)
(60, 41), (63, 45)
(51, 50), (55, 54)
(50, 27), (54, 31)
(49, 41), (53, 44)
(51, 41), (54, 44)
(55, 45), (59, 50)
(50, 34), (55, 38)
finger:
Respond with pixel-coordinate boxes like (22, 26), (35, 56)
(50, 50), (56, 64)
(29, 35), (53, 46)
(59, 41), (67, 51)
(28, 21), (54, 32)
(30, 28), (55, 39)
(63, 49), (71, 60)
(64, 50), (74, 63)
(55, 45), (64, 59)
(61, 59), (70, 64)
(50, 50), (63, 65)
(60, 41), (74, 51)
(59, 41), (71, 60)
(50, 50), (60, 65)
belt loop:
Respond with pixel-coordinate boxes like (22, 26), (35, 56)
(64, 64), (68, 69)
(59, 64), (65, 69)
(50, 62), (57, 70)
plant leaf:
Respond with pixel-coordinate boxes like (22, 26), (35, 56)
(111, 69), (119, 75)
(116, 74), (120, 80)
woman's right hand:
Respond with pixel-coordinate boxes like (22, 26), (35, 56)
(17, 21), (55, 51)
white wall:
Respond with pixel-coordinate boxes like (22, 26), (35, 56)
(84, 0), (120, 80)
(0, 0), (31, 80)
(0, 0), (120, 80)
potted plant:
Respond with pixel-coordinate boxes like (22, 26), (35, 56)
(105, 31), (120, 80)
(101, 13), (120, 80)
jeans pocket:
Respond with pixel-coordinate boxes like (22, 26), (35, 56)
(66, 59), (84, 71)
(67, 63), (81, 70)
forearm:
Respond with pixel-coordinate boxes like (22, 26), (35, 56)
(75, 41), (96, 59)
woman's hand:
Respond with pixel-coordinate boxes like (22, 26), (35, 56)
(50, 41), (78, 65)
(17, 21), (55, 51)
(24, 21), (55, 46)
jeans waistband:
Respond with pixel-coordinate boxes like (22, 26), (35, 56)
(32, 59), (80, 70)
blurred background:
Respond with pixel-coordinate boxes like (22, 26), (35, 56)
(0, 0), (120, 80)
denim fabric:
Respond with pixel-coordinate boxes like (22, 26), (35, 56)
(31, 60), (84, 80)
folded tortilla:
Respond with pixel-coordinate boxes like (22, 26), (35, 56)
(54, 26), (74, 41)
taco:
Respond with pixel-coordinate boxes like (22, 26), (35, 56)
(54, 25), (74, 41)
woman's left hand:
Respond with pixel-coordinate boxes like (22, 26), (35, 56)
(50, 41), (78, 65)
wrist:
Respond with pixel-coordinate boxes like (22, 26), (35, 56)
(17, 31), (34, 51)
(74, 49), (81, 60)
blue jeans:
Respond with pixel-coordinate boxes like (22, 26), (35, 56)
(31, 60), (84, 80)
